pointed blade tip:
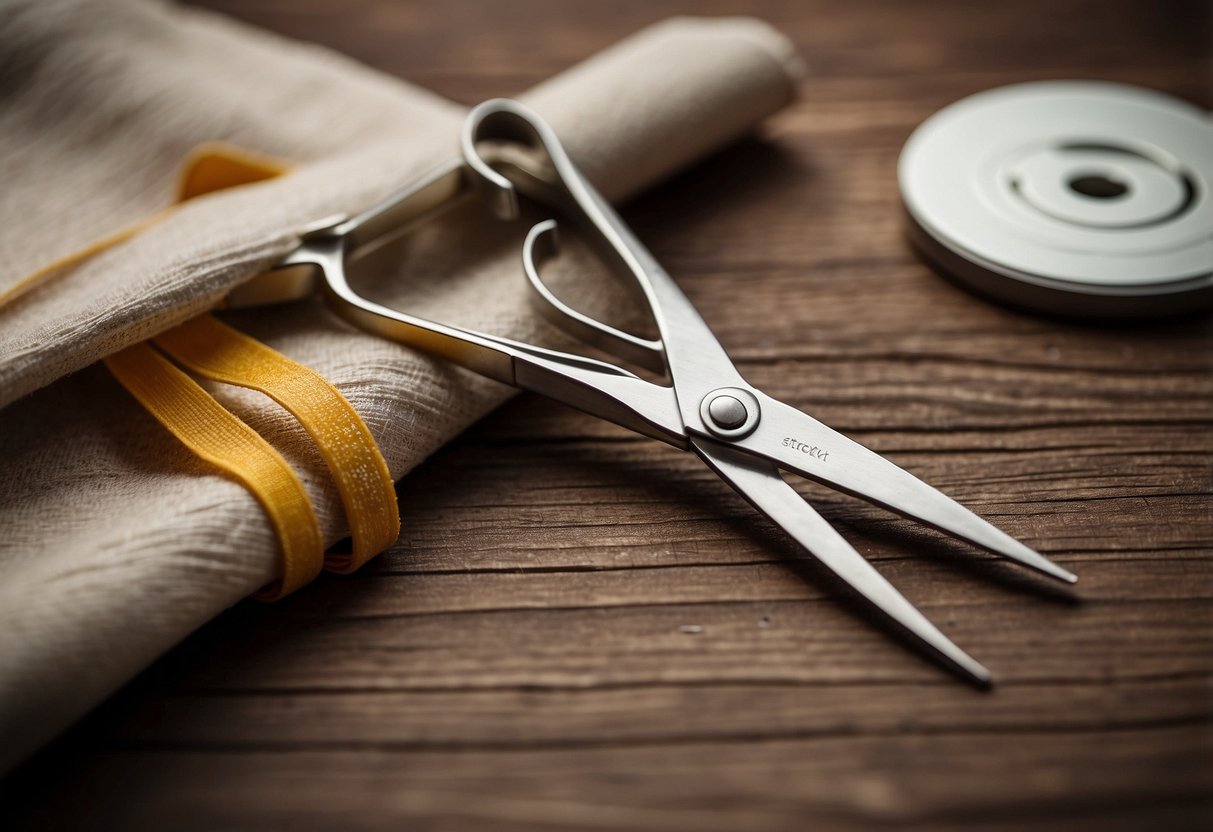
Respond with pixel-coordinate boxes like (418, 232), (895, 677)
(952, 654), (992, 688)
(1041, 560), (1078, 584)
(1008, 542), (1076, 585)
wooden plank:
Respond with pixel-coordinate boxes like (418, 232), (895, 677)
(105, 675), (1213, 750)
(127, 571), (1211, 692)
(13, 730), (1213, 832)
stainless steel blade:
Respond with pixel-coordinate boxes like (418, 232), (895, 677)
(725, 393), (1077, 584)
(693, 436), (993, 685)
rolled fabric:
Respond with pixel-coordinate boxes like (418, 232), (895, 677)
(0, 0), (802, 772)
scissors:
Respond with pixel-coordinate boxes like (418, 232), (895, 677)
(228, 99), (1077, 685)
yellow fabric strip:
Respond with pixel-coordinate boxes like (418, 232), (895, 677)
(174, 142), (293, 201)
(0, 211), (170, 308)
(12, 143), (402, 598)
(0, 143), (292, 310)
(155, 314), (400, 572)
(103, 343), (324, 600)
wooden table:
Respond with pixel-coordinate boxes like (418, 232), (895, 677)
(5, 1), (1211, 829)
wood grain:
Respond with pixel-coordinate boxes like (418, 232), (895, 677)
(3, 0), (1211, 829)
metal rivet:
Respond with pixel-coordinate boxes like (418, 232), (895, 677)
(699, 387), (760, 439)
(707, 394), (747, 430)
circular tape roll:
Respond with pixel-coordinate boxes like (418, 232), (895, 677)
(898, 82), (1213, 317)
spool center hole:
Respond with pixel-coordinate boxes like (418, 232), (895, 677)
(1068, 173), (1129, 199)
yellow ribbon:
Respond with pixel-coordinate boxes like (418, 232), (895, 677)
(104, 343), (324, 600)
(7, 144), (401, 598)
(154, 314), (399, 573)
(0, 144), (291, 309)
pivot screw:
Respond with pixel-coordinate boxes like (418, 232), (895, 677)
(700, 388), (760, 439)
(707, 395), (747, 430)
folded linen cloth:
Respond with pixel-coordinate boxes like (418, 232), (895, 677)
(0, 0), (802, 772)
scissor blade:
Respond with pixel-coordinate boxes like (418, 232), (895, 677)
(732, 393), (1076, 584)
(693, 437), (991, 685)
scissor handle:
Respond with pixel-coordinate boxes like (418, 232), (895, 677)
(461, 100), (678, 376)
(224, 110), (688, 448)
(463, 100), (752, 437)
(521, 219), (666, 374)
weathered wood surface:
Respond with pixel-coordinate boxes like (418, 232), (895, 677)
(4, 0), (1211, 829)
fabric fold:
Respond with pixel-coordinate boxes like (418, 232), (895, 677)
(0, 0), (802, 773)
